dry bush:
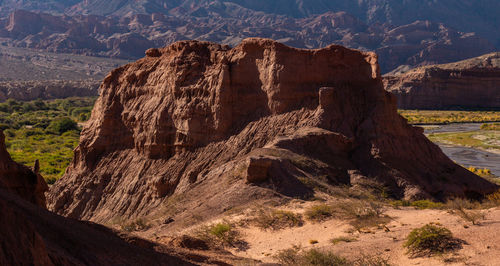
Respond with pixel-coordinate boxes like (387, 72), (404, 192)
(336, 200), (390, 231)
(330, 236), (357, 245)
(446, 198), (485, 225)
(305, 204), (335, 222)
(121, 218), (151, 232)
(253, 209), (304, 230)
(404, 224), (463, 257)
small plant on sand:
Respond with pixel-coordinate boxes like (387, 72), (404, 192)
(330, 236), (357, 245)
(336, 200), (389, 231)
(404, 224), (462, 257)
(446, 198), (485, 225)
(196, 222), (241, 247)
(121, 218), (150, 232)
(275, 247), (348, 266)
(253, 209), (304, 230)
(305, 204), (334, 222)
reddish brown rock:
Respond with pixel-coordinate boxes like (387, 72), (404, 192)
(48, 38), (497, 225)
(0, 128), (196, 265)
(384, 52), (500, 109)
(0, 130), (47, 207)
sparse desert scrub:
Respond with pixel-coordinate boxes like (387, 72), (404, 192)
(121, 218), (151, 232)
(275, 246), (389, 266)
(446, 198), (485, 225)
(305, 204), (335, 222)
(336, 200), (389, 231)
(252, 209), (303, 230)
(390, 199), (444, 209)
(480, 123), (500, 130)
(196, 222), (245, 248)
(275, 247), (349, 266)
(404, 224), (463, 257)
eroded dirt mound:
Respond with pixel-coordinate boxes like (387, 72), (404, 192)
(384, 52), (500, 109)
(48, 38), (497, 224)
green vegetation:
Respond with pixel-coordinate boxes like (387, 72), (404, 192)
(1, 97), (96, 183)
(196, 222), (242, 247)
(404, 224), (462, 257)
(253, 209), (304, 230)
(399, 110), (500, 124)
(480, 123), (500, 130)
(390, 200), (444, 210)
(275, 246), (389, 266)
(427, 130), (500, 151)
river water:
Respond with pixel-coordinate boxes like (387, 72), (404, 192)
(421, 123), (500, 176)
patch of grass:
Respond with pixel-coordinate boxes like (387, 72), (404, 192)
(399, 110), (500, 124)
(330, 236), (357, 245)
(253, 209), (304, 230)
(427, 131), (500, 151)
(404, 224), (462, 257)
(305, 204), (335, 222)
(390, 200), (444, 209)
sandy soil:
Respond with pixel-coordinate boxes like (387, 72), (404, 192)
(226, 206), (500, 266)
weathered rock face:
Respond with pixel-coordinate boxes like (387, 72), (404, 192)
(384, 52), (500, 109)
(0, 130), (47, 207)
(48, 38), (497, 223)
(0, 129), (194, 265)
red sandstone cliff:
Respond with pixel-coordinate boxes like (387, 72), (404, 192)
(384, 52), (500, 109)
(48, 39), (497, 225)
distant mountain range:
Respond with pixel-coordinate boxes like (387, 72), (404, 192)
(0, 0), (498, 73)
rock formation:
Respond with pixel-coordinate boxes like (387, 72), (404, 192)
(384, 52), (500, 109)
(0, 128), (198, 265)
(48, 39), (497, 225)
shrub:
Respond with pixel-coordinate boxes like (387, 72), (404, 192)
(446, 198), (485, 225)
(46, 117), (78, 135)
(275, 247), (349, 266)
(404, 224), (462, 257)
(121, 218), (151, 232)
(305, 204), (334, 222)
(410, 200), (444, 210)
(253, 209), (304, 230)
(196, 222), (241, 247)
(336, 200), (389, 231)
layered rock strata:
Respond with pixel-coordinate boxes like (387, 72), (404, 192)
(48, 39), (497, 224)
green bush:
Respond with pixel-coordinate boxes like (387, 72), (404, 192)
(275, 247), (348, 266)
(404, 224), (461, 257)
(46, 117), (78, 135)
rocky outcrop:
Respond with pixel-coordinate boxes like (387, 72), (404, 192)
(47, 39), (497, 225)
(384, 52), (500, 109)
(0, 8), (496, 73)
(0, 128), (196, 265)
(0, 80), (100, 102)
(0, 131), (47, 207)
